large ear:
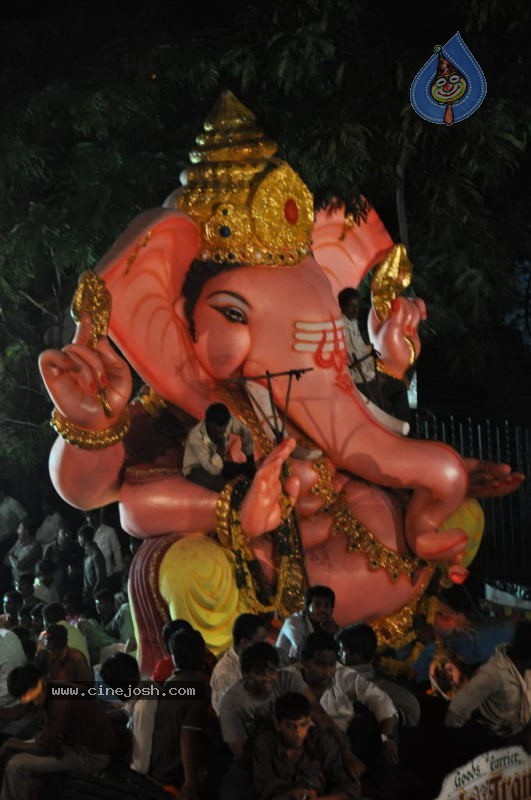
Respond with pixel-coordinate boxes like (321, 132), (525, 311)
(312, 202), (394, 294)
(96, 208), (213, 417)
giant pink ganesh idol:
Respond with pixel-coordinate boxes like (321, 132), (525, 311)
(39, 93), (522, 674)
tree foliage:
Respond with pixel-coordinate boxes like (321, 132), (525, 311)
(0, 0), (530, 473)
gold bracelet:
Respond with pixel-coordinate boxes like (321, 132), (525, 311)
(50, 407), (131, 450)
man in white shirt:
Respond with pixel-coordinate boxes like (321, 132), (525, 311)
(210, 613), (267, 715)
(0, 484), (28, 586)
(292, 631), (400, 799)
(338, 288), (378, 394)
(183, 403), (255, 492)
(84, 511), (124, 588)
(0, 629), (27, 708)
(276, 585), (339, 662)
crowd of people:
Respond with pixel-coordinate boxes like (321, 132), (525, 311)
(1, 497), (531, 800)
(0, 377), (529, 800)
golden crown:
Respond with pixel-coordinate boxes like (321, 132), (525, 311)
(175, 91), (314, 266)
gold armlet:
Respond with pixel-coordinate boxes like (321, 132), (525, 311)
(50, 407), (131, 450)
(376, 359), (406, 383)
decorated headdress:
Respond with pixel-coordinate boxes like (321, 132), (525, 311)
(434, 45), (456, 78)
(174, 91), (314, 266)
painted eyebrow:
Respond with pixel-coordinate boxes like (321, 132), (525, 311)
(206, 290), (252, 309)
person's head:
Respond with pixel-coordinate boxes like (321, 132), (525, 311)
(16, 518), (36, 542)
(274, 692), (312, 749)
(301, 632), (338, 689)
(338, 287), (359, 320)
(83, 510), (99, 527)
(232, 613), (267, 654)
(3, 590), (23, 619)
(241, 641), (279, 697)
(94, 589), (115, 622)
(168, 628), (205, 671)
(337, 624), (378, 667)
(15, 573), (35, 598)
(62, 593), (84, 618)
(43, 623), (68, 655)
(101, 652), (140, 691)
(162, 619), (193, 654)
(42, 602), (66, 627)
(30, 603), (44, 635)
(508, 620), (531, 667)
(57, 526), (73, 548)
(77, 524), (95, 550)
(7, 663), (47, 708)
(204, 403), (231, 445)
(305, 586), (335, 627)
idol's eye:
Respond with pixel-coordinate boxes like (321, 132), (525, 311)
(449, 74), (460, 83)
(435, 77), (446, 87)
(212, 305), (248, 324)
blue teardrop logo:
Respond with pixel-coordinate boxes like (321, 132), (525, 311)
(410, 32), (487, 125)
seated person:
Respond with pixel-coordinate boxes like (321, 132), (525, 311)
(62, 592), (115, 666)
(36, 624), (93, 685)
(276, 586), (339, 662)
(94, 589), (136, 655)
(32, 559), (60, 606)
(14, 573), (39, 613)
(40, 602), (90, 663)
(211, 613), (268, 715)
(152, 618), (216, 682)
(293, 632), (399, 792)
(0, 629), (27, 712)
(219, 642), (356, 765)
(100, 651), (157, 775)
(445, 620), (531, 753)
(1, 591), (23, 630)
(0, 662), (117, 800)
(150, 628), (213, 797)
(183, 402), (255, 492)
(253, 692), (360, 800)
(338, 624), (421, 727)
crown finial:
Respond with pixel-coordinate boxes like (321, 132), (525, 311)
(175, 92), (314, 266)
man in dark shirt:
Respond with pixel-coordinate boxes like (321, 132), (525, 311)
(149, 628), (212, 797)
(253, 692), (359, 800)
(77, 524), (107, 602)
(0, 663), (116, 800)
(38, 624), (93, 685)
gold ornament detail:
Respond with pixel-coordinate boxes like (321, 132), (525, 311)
(138, 386), (168, 418)
(176, 91), (314, 266)
(50, 407), (131, 450)
(376, 359), (407, 384)
(311, 458), (424, 581)
(125, 232), (153, 274)
(370, 565), (435, 648)
(215, 479), (304, 618)
(71, 270), (111, 346)
(71, 270), (114, 416)
(371, 243), (413, 323)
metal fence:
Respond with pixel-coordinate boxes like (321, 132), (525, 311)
(413, 410), (531, 586)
